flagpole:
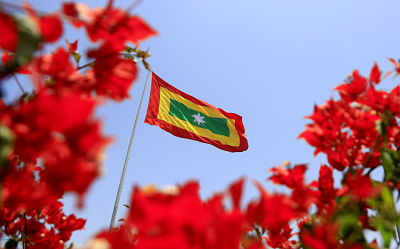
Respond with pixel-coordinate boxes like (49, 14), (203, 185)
(109, 68), (152, 230)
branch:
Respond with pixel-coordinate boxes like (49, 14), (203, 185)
(127, 0), (143, 13)
(12, 74), (25, 94)
(395, 225), (400, 248)
(23, 214), (27, 249)
(76, 49), (151, 71)
(365, 166), (378, 176)
(77, 61), (95, 70)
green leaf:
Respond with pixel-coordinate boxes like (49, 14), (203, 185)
(14, 16), (41, 65)
(381, 187), (395, 207)
(124, 46), (135, 53)
(375, 222), (394, 248)
(338, 214), (359, 238)
(375, 119), (385, 136)
(72, 52), (81, 64)
(368, 186), (399, 248)
(5, 238), (18, 249)
(380, 148), (400, 184)
(2, 16), (41, 74)
(0, 125), (14, 166)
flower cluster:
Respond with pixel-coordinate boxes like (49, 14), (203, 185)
(91, 180), (264, 249)
(299, 64), (400, 171)
(0, 1), (155, 247)
(1, 201), (85, 249)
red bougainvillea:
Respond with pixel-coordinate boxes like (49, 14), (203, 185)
(0, 1), (155, 247)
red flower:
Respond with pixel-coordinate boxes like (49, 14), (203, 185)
(318, 165), (335, 199)
(244, 241), (266, 249)
(0, 12), (18, 51)
(62, 2), (86, 28)
(389, 86), (400, 116)
(259, 194), (298, 233)
(2, 162), (59, 211)
(85, 6), (156, 45)
(127, 181), (246, 249)
(65, 39), (78, 53)
(335, 70), (368, 102)
(340, 170), (380, 200)
(0, 89), (110, 206)
(40, 201), (86, 242)
(94, 227), (135, 249)
(269, 164), (307, 189)
(1, 200), (87, 249)
(23, 3), (63, 43)
(327, 150), (348, 171)
(299, 100), (348, 156)
(39, 15), (63, 43)
(369, 62), (381, 84)
(62, 1), (156, 46)
(388, 58), (400, 74)
(1, 52), (31, 74)
(18, 89), (96, 133)
(228, 177), (244, 210)
(313, 165), (338, 216)
(301, 222), (339, 249)
(87, 44), (138, 101)
(246, 183), (298, 234)
(33, 48), (80, 87)
(299, 93), (383, 171)
(265, 223), (295, 249)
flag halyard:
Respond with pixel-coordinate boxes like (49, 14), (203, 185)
(145, 73), (248, 152)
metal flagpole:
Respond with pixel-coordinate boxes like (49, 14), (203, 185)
(109, 68), (152, 230)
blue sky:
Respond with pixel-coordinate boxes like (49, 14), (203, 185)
(7, 0), (400, 246)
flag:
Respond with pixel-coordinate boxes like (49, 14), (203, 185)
(144, 73), (248, 152)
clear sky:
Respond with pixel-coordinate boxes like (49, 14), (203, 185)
(6, 0), (400, 246)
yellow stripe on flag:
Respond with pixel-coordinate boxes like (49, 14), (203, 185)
(157, 87), (240, 146)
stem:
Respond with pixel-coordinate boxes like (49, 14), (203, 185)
(363, 138), (379, 168)
(365, 166), (378, 176)
(23, 214), (27, 249)
(396, 189), (400, 203)
(77, 61), (95, 70)
(337, 128), (355, 167)
(127, 0), (143, 13)
(12, 75), (25, 94)
(254, 226), (262, 240)
(77, 50), (148, 71)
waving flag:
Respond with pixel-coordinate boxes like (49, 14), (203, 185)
(144, 73), (248, 152)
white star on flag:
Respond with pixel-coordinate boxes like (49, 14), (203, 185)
(192, 113), (206, 126)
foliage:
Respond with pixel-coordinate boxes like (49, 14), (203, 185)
(1, 1), (400, 249)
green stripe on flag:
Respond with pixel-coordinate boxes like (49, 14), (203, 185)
(169, 98), (230, 137)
